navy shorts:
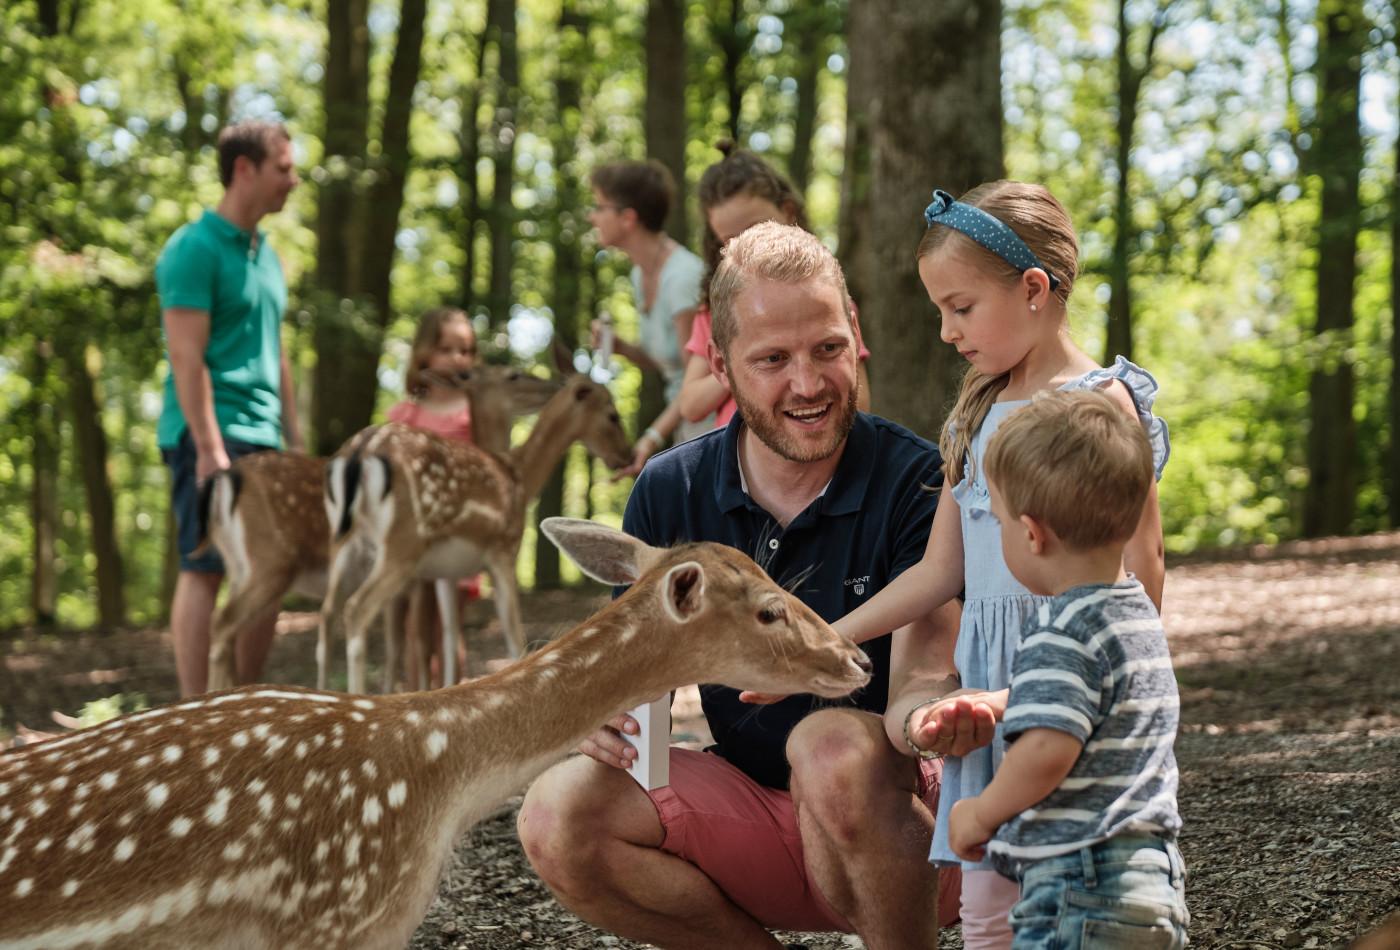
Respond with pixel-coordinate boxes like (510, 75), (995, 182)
(162, 430), (273, 573)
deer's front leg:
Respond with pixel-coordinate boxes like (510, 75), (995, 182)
(487, 551), (528, 659)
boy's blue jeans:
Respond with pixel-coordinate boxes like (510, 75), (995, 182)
(1007, 834), (1189, 949)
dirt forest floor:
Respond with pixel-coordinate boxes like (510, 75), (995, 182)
(3, 533), (1398, 948)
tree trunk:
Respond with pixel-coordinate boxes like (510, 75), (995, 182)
(846, 0), (1003, 440)
(1105, 0), (1169, 365)
(63, 343), (126, 629)
(646, 0), (689, 243)
(1389, 42), (1400, 528)
(29, 347), (59, 629)
(713, 0), (744, 145)
(483, 0), (519, 328)
(837, 9), (873, 311)
(312, 0), (371, 456)
(534, 5), (589, 590)
(458, 70), (483, 312)
(359, 0), (428, 338)
(1105, 0), (1138, 365)
(1303, 0), (1364, 538)
(786, 8), (826, 198)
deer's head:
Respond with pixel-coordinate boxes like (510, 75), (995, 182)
(557, 376), (634, 470)
(542, 518), (872, 699)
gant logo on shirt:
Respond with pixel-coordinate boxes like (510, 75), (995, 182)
(845, 575), (870, 596)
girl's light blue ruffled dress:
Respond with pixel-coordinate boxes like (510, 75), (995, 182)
(930, 356), (1171, 870)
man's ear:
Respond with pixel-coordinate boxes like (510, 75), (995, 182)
(1019, 513), (1050, 556)
(706, 339), (733, 394)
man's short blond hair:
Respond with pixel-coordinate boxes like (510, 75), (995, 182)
(709, 221), (851, 355)
(984, 389), (1153, 551)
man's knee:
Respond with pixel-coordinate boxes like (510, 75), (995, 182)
(787, 709), (899, 845)
(518, 756), (650, 895)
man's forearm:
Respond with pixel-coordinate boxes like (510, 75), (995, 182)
(170, 355), (222, 453)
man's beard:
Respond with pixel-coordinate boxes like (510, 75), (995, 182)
(730, 375), (859, 464)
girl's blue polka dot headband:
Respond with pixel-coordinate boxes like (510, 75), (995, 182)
(923, 189), (1061, 291)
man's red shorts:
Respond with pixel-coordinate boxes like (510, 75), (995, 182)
(646, 748), (963, 933)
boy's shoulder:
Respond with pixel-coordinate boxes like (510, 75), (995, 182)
(1034, 581), (1159, 645)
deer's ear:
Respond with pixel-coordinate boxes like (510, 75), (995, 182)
(550, 337), (575, 377)
(541, 517), (664, 585)
(660, 561), (705, 623)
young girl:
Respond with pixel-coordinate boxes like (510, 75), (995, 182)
(677, 143), (872, 428)
(833, 181), (1171, 947)
(386, 307), (481, 686)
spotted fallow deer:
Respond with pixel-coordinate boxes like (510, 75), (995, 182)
(198, 366), (560, 692)
(0, 519), (873, 950)
(320, 375), (633, 694)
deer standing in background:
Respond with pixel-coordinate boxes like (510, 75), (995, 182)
(320, 374), (633, 694)
(199, 366), (559, 691)
(0, 519), (872, 950)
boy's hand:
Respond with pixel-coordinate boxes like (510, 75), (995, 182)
(948, 798), (994, 862)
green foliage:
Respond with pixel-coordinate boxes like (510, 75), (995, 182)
(0, 0), (1395, 628)
(73, 691), (149, 727)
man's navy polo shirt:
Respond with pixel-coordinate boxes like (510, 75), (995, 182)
(622, 411), (944, 790)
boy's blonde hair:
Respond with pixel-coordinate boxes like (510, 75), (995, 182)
(405, 307), (474, 397)
(917, 181), (1080, 487)
(709, 221), (852, 356)
(983, 389), (1152, 551)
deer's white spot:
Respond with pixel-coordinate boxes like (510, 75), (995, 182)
(49, 775), (70, 791)
(135, 754), (153, 770)
(61, 879), (79, 897)
(73, 782), (91, 801)
(66, 822), (97, 852)
(294, 741), (309, 759)
(114, 836), (137, 861)
(36, 836), (52, 852)
(203, 746), (221, 767)
(28, 798), (48, 818)
(344, 832), (362, 866)
(264, 733), (288, 756)
(169, 816), (193, 837)
(97, 770), (118, 790)
(349, 711), (366, 723)
(205, 788), (232, 825)
(353, 699), (374, 710)
(425, 730), (448, 761)
(360, 760), (377, 780)
(14, 878), (33, 897)
(222, 841), (245, 861)
(257, 792), (275, 819)
(162, 744), (183, 764)
(0, 846), (15, 874)
(314, 841), (330, 863)
(248, 777), (266, 795)
(405, 711), (422, 725)
(231, 731), (250, 748)
(386, 780), (407, 808)
(362, 795), (381, 826)
(146, 782), (169, 809)
(252, 723), (271, 740)
(285, 793), (301, 812)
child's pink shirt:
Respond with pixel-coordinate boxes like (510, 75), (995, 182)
(684, 302), (872, 428)
(386, 399), (474, 444)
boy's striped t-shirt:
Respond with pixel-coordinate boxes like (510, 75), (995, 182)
(986, 580), (1182, 874)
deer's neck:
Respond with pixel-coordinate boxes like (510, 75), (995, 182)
(510, 406), (581, 500)
(423, 594), (683, 812)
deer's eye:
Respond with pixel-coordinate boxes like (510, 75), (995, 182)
(757, 604), (785, 624)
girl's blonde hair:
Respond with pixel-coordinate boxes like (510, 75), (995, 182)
(916, 181), (1080, 486)
(405, 307), (473, 397)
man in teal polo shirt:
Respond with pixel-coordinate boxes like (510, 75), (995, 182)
(156, 118), (301, 697)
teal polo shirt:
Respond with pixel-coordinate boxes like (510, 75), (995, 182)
(155, 209), (287, 450)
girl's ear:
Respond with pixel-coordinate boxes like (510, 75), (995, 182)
(1023, 268), (1053, 310)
